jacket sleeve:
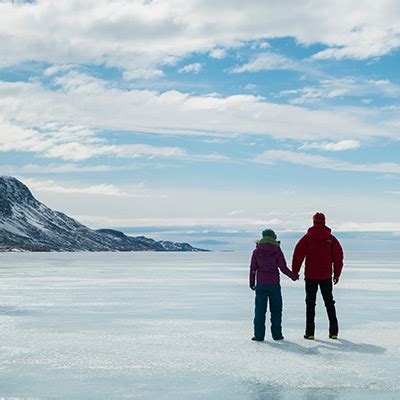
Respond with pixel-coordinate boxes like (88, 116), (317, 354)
(276, 248), (297, 280)
(249, 250), (258, 288)
(332, 236), (344, 278)
(292, 235), (307, 275)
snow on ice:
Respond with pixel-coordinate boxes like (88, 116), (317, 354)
(0, 251), (399, 399)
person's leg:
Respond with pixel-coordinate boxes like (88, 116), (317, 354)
(320, 278), (338, 336)
(253, 285), (268, 340)
(268, 284), (283, 339)
(305, 280), (318, 337)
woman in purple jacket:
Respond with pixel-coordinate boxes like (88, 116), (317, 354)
(249, 229), (298, 341)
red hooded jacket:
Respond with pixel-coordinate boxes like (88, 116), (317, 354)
(292, 225), (344, 280)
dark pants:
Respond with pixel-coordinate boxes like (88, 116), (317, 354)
(305, 279), (338, 336)
(254, 284), (283, 340)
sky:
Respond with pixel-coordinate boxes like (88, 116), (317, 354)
(1, 0), (400, 250)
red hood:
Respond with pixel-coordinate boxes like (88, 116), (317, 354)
(307, 225), (332, 240)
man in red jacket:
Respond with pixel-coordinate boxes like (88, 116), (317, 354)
(292, 212), (344, 340)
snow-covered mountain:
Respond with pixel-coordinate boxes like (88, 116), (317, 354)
(0, 176), (206, 252)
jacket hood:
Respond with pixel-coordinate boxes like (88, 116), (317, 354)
(255, 242), (280, 253)
(256, 236), (281, 247)
(307, 224), (332, 240)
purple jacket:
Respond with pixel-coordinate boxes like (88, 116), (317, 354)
(249, 242), (297, 287)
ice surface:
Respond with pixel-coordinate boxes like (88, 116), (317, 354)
(0, 251), (399, 399)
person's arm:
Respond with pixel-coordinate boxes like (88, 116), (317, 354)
(249, 250), (258, 290)
(276, 248), (298, 280)
(332, 236), (344, 284)
(292, 235), (307, 276)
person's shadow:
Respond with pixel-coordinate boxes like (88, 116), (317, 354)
(264, 338), (385, 355)
(315, 338), (386, 354)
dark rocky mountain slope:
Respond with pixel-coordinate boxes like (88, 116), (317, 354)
(0, 176), (206, 252)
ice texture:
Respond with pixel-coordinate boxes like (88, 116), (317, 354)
(0, 251), (399, 399)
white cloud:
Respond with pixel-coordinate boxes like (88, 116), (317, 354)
(75, 215), (288, 230)
(43, 64), (79, 77)
(259, 42), (271, 49)
(228, 210), (244, 216)
(311, 33), (400, 60)
(367, 79), (400, 97)
(0, 116), (187, 161)
(209, 48), (226, 59)
(279, 78), (354, 104)
(201, 138), (227, 144)
(244, 84), (256, 90)
(0, 116), (230, 163)
(23, 179), (144, 197)
(18, 179), (399, 235)
(335, 222), (400, 232)
(299, 140), (361, 151)
(279, 78), (400, 104)
(232, 52), (298, 73)
(178, 63), (202, 74)
(190, 153), (230, 161)
(35, 184), (400, 234)
(0, 76), (394, 153)
(255, 150), (400, 174)
(1, 0), (400, 79)
(43, 142), (186, 161)
(0, 163), (133, 174)
(122, 69), (165, 81)
(76, 215), (400, 233)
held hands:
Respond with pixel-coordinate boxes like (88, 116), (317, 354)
(292, 273), (300, 281)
